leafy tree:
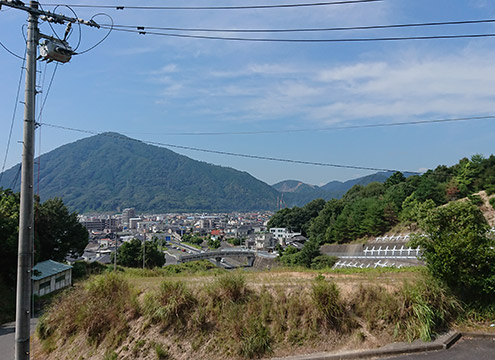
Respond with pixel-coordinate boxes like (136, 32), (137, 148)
(207, 238), (221, 249)
(35, 197), (89, 262)
(267, 198), (325, 236)
(278, 240), (322, 268)
(310, 254), (338, 269)
(0, 190), (87, 284)
(410, 201), (495, 302)
(0, 189), (20, 285)
(117, 238), (165, 268)
(384, 171), (406, 188)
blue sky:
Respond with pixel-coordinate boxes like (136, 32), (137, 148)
(1, 0), (495, 186)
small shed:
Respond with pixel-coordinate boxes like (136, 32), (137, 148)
(32, 260), (72, 297)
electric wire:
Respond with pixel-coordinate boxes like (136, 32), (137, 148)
(10, 164), (21, 189)
(35, 62), (59, 193)
(37, 62), (59, 120)
(114, 115), (495, 136)
(38, 2), (64, 42)
(42, 0), (384, 11)
(104, 18), (495, 34)
(100, 26), (495, 42)
(0, 46), (26, 185)
(74, 13), (113, 55)
(37, 122), (421, 174)
(0, 38), (25, 60)
(52, 4), (82, 49)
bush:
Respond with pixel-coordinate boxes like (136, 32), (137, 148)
(311, 276), (346, 329)
(311, 255), (338, 269)
(209, 272), (249, 303)
(37, 273), (139, 346)
(489, 197), (495, 210)
(239, 318), (272, 358)
(395, 277), (461, 341)
(143, 281), (196, 329)
(411, 201), (495, 302)
(467, 194), (483, 206)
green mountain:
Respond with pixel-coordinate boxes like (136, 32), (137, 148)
(273, 172), (416, 207)
(0, 133), (279, 213)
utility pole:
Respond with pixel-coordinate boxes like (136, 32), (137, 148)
(15, 2), (38, 359)
(0, 2), (100, 359)
(143, 230), (146, 269)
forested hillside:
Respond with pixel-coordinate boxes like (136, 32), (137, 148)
(269, 154), (495, 244)
(0, 133), (279, 213)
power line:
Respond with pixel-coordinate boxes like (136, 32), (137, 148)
(0, 48), (26, 184)
(101, 26), (495, 42)
(106, 115), (495, 136)
(0, 39), (25, 60)
(38, 122), (420, 174)
(104, 18), (495, 34)
(42, 0), (384, 11)
(37, 62), (58, 121)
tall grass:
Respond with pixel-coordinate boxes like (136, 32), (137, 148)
(37, 270), (463, 359)
(37, 273), (139, 347)
(143, 280), (196, 329)
(395, 277), (461, 341)
(350, 276), (461, 341)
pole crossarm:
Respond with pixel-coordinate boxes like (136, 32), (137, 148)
(0, 0), (100, 27)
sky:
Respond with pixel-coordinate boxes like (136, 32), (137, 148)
(1, 0), (495, 186)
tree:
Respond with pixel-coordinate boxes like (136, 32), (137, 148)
(35, 197), (89, 262)
(117, 238), (165, 268)
(0, 189), (20, 285)
(207, 238), (221, 249)
(410, 201), (495, 302)
(0, 190), (88, 284)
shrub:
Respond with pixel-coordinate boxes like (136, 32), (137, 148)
(467, 194), (483, 206)
(143, 281), (196, 329)
(411, 201), (495, 302)
(239, 318), (272, 359)
(489, 197), (495, 210)
(394, 277), (461, 341)
(311, 255), (338, 269)
(350, 285), (398, 332)
(209, 272), (249, 303)
(36, 273), (139, 346)
(311, 276), (346, 329)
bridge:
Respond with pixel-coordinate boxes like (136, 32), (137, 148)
(178, 250), (256, 267)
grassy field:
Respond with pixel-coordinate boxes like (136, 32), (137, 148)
(31, 263), (473, 360)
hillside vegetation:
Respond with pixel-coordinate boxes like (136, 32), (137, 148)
(0, 133), (279, 213)
(269, 154), (495, 243)
(34, 269), (462, 360)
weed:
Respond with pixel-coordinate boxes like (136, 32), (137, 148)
(209, 271), (249, 303)
(103, 349), (118, 360)
(239, 318), (272, 359)
(311, 276), (346, 330)
(395, 276), (461, 341)
(143, 281), (196, 329)
(350, 285), (398, 331)
(36, 272), (139, 348)
(154, 342), (169, 359)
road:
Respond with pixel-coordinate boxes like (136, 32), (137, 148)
(382, 337), (495, 360)
(0, 317), (38, 360)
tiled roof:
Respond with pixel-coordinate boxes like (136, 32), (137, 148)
(32, 260), (72, 281)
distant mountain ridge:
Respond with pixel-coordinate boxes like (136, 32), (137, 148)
(0, 132), (411, 212)
(273, 171), (416, 207)
(0, 133), (279, 213)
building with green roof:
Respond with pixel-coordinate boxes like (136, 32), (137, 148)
(32, 260), (72, 296)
